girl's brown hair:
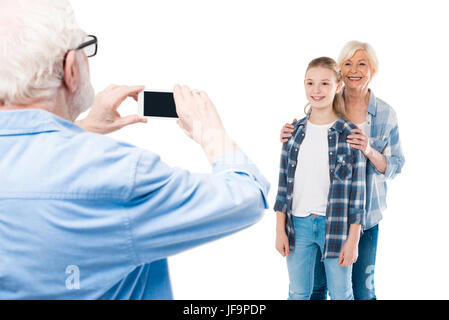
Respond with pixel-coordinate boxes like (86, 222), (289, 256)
(304, 57), (346, 119)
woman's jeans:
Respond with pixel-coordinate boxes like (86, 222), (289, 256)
(286, 215), (353, 300)
(310, 224), (379, 300)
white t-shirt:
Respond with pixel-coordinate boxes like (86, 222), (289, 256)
(357, 121), (367, 132)
(291, 120), (335, 218)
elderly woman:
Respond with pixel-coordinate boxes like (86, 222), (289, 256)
(280, 41), (405, 300)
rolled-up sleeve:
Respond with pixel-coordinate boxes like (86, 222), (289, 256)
(349, 149), (367, 226)
(273, 142), (289, 214)
(383, 123), (405, 180)
(372, 110), (405, 180)
(123, 149), (270, 266)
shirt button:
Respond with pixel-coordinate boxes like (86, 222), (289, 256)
(329, 152), (333, 155)
(288, 179), (293, 183)
(295, 149), (298, 152)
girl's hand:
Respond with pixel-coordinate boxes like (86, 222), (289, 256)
(338, 238), (359, 267)
(280, 119), (297, 143)
(347, 128), (372, 157)
(276, 231), (290, 257)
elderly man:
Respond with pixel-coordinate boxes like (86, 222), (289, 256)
(0, 0), (269, 299)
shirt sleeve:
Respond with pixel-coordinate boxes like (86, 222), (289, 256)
(349, 148), (367, 226)
(371, 110), (405, 180)
(123, 149), (270, 266)
(273, 142), (289, 214)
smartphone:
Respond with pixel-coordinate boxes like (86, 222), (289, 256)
(137, 90), (179, 119)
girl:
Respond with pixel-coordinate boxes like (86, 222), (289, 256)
(274, 57), (366, 300)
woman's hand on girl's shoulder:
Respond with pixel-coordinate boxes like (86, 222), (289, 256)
(347, 128), (372, 157)
(280, 118), (297, 143)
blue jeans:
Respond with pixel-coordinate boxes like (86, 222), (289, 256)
(286, 215), (354, 300)
(310, 224), (379, 300)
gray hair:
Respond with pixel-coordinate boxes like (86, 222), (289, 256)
(337, 40), (379, 76)
(0, 0), (85, 106)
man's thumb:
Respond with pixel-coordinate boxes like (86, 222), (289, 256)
(119, 115), (147, 127)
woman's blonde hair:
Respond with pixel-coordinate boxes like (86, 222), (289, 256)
(304, 57), (346, 119)
(337, 40), (379, 76)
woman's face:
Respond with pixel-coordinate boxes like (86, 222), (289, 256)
(340, 50), (373, 91)
(304, 67), (341, 110)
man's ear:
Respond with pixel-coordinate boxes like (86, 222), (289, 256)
(63, 50), (80, 93)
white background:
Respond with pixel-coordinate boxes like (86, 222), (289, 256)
(72, 0), (449, 300)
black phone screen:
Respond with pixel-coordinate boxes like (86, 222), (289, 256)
(143, 91), (178, 118)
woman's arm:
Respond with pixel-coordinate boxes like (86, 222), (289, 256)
(347, 110), (405, 180)
(365, 147), (387, 174)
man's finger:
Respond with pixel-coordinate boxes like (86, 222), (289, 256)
(118, 114), (147, 128)
(173, 85), (184, 115)
(181, 85), (192, 100)
(105, 84), (119, 91)
(108, 85), (145, 109)
(117, 85), (145, 99)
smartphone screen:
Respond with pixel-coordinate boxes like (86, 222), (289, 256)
(143, 91), (178, 118)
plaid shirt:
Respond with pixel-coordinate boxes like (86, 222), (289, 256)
(274, 116), (367, 260)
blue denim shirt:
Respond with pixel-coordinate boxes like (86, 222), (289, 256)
(0, 109), (270, 299)
(361, 90), (405, 229)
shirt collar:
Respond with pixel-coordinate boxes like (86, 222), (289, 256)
(341, 87), (377, 117)
(367, 89), (377, 116)
(295, 114), (346, 133)
(0, 109), (82, 136)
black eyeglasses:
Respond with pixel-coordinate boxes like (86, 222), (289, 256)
(75, 35), (98, 58)
(59, 35), (97, 80)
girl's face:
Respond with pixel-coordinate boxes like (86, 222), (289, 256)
(304, 67), (341, 110)
(340, 50), (373, 90)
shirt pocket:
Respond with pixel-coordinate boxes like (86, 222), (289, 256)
(370, 135), (388, 153)
(334, 154), (353, 182)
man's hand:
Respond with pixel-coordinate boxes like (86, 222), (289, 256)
(173, 85), (238, 163)
(280, 119), (297, 143)
(77, 85), (147, 134)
